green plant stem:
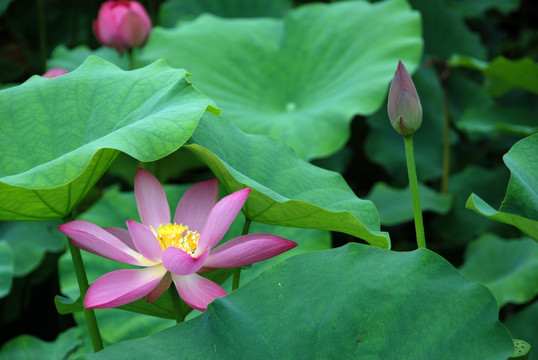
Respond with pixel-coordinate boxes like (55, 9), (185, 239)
(66, 240), (104, 351)
(403, 135), (426, 249)
(232, 217), (252, 291)
(127, 49), (135, 70)
(168, 284), (185, 324)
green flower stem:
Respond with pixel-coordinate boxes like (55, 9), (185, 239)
(127, 49), (135, 70)
(232, 217), (252, 291)
(168, 283), (185, 324)
(66, 240), (104, 352)
(403, 135), (426, 249)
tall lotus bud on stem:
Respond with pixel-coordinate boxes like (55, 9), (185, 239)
(93, 0), (152, 55)
(387, 60), (426, 249)
(387, 60), (422, 136)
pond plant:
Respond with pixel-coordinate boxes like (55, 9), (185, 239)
(0, 0), (536, 359)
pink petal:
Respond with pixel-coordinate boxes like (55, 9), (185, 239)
(117, 10), (150, 48)
(174, 178), (219, 233)
(172, 273), (226, 312)
(135, 168), (170, 230)
(85, 265), (167, 309)
(103, 227), (135, 250)
(146, 272), (172, 302)
(204, 234), (297, 269)
(126, 220), (163, 263)
(94, 2), (119, 45)
(59, 220), (150, 266)
(194, 188), (251, 256)
(161, 247), (209, 275)
(129, 1), (152, 30)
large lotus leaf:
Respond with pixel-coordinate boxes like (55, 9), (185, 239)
(459, 234), (538, 307)
(409, 0), (486, 59)
(365, 66), (447, 182)
(450, 55), (538, 96)
(505, 301), (538, 360)
(0, 327), (82, 360)
(0, 56), (218, 221)
(0, 241), (13, 298)
(431, 166), (516, 246)
(138, 0), (423, 160)
(366, 182), (453, 226)
(47, 44), (128, 71)
(84, 243), (513, 360)
(466, 134), (538, 241)
(159, 0), (292, 27)
(457, 104), (538, 137)
(0, 220), (64, 276)
(185, 114), (390, 248)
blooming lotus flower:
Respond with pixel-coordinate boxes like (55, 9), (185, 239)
(387, 60), (422, 136)
(42, 67), (68, 78)
(59, 169), (296, 311)
(93, 0), (152, 55)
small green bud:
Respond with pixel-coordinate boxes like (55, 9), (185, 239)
(387, 61), (422, 136)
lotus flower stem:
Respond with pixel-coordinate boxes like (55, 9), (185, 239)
(65, 233), (104, 351)
(232, 217), (252, 291)
(168, 284), (186, 324)
(403, 135), (426, 249)
(127, 49), (135, 70)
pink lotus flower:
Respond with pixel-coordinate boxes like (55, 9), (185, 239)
(93, 0), (152, 54)
(42, 67), (69, 78)
(59, 169), (296, 311)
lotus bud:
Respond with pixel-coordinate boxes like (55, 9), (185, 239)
(387, 61), (422, 136)
(42, 67), (68, 78)
(93, 0), (152, 55)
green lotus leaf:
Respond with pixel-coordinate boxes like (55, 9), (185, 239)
(432, 165), (516, 246)
(185, 114), (390, 248)
(449, 55), (538, 96)
(367, 182), (453, 226)
(138, 0), (422, 160)
(457, 104), (538, 137)
(0, 327), (82, 360)
(47, 44), (128, 71)
(505, 300), (538, 360)
(159, 0), (292, 26)
(84, 244), (513, 360)
(459, 234), (538, 307)
(466, 134), (538, 241)
(0, 220), (65, 276)
(0, 56), (218, 221)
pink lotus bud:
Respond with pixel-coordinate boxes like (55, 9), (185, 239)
(93, 0), (152, 55)
(387, 61), (422, 136)
(42, 67), (69, 78)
